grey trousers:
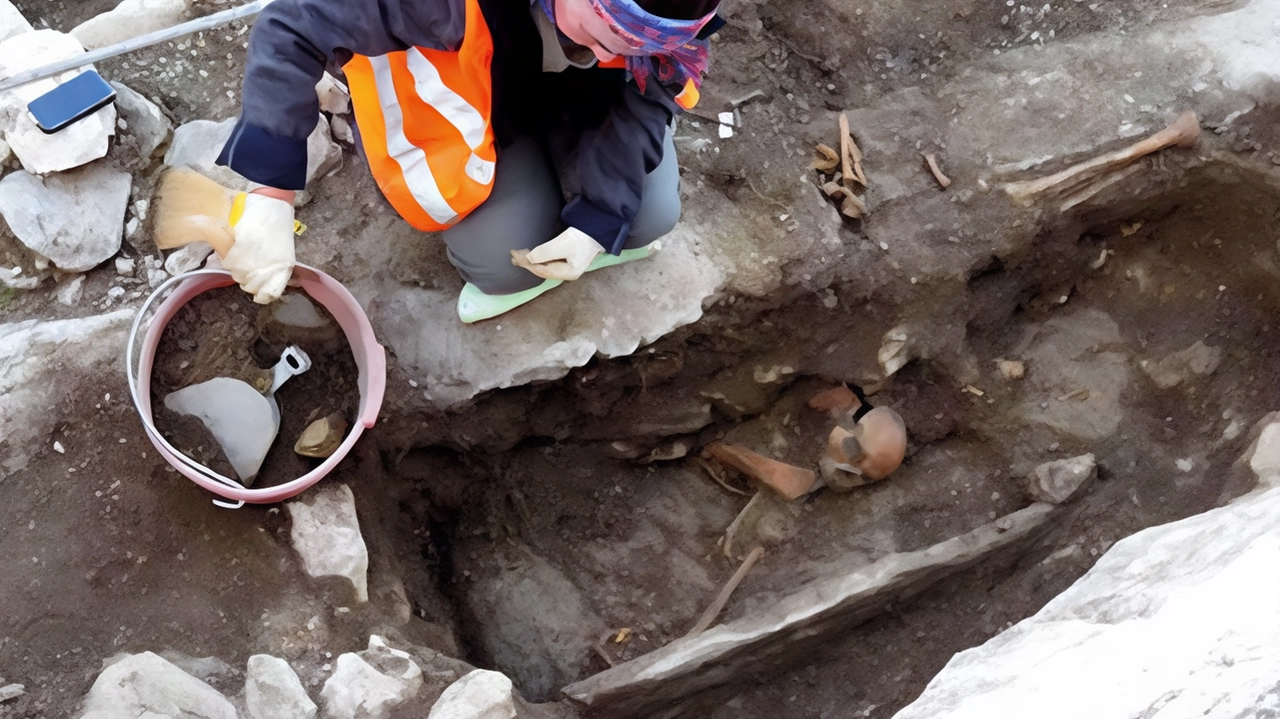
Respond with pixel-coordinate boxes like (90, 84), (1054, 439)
(442, 129), (681, 294)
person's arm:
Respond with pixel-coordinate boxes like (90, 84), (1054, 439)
(216, 0), (467, 190)
(562, 75), (678, 255)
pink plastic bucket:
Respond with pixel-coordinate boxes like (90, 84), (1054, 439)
(127, 265), (386, 506)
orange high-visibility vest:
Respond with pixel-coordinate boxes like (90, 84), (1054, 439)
(343, 0), (497, 231)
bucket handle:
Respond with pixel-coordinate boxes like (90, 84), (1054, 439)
(125, 270), (247, 510)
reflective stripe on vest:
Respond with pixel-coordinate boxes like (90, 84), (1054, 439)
(343, 0), (496, 231)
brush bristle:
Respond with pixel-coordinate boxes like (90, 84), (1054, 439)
(153, 169), (236, 255)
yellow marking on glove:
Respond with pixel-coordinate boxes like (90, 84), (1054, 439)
(229, 192), (307, 235)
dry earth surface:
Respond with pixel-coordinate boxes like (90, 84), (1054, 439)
(1, 0), (1278, 717)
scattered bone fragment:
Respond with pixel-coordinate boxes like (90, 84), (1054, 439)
(838, 113), (867, 187)
(996, 359), (1025, 380)
(1003, 111), (1200, 210)
(1028, 454), (1096, 504)
(705, 444), (816, 501)
(722, 491), (765, 558)
(879, 326), (913, 376)
(821, 407), (907, 490)
(821, 180), (867, 219)
(923, 153), (951, 189)
(807, 385), (861, 417)
(694, 456), (750, 496)
(686, 546), (765, 637)
(1121, 220), (1144, 236)
(1089, 248), (1111, 269)
(295, 412), (348, 458)
(964, 385), (985, 397)
(811, 144), (840, 172)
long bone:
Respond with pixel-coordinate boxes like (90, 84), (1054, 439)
(1002, 111), (1200, 210)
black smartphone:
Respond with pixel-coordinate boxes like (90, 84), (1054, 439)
(27, 70), (117, 134)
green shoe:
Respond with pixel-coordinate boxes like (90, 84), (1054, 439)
(457, 278), (563, 324)
(587, 245), (653, 272)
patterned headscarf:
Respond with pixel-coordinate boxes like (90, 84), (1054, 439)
(538, 0), (717, 105)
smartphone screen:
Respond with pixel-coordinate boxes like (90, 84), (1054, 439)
(27, 70), (117, 134)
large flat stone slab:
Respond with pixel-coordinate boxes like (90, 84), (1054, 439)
(561, 503), (1055, 717)
(0, 310), (132, 477)
(0, 163), (132, 272)
(79, 651), (235, 719)
(0, 30), (115, 174)
(368, 226), (726, 408)
(892, 483), (1280, 719)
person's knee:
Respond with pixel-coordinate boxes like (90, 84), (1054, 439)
(629, 191), (681, 246)
(446, 244), (543, 294)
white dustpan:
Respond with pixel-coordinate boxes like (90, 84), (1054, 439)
(164, 346), (311, 484)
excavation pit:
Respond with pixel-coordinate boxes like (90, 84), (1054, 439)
(379, 159), (1280, 715)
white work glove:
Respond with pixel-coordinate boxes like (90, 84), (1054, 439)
(511, 227), (605, 281)
(222, 193), (296, 304)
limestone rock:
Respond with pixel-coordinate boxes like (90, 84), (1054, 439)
(72, 0), (190, 50)
(56, 275), (85, 305)
(0, 163), (131, 272)
(0, 265), (37, 289)
(306, 114), (344, 184)
(364, 223), (728, 408)
(1246, 416), (1280, 489)
(320, 636), (423, 719)
(1142, 340), (1223, 389)
(164, 242), (215, 275)
(163, 118), (245, 191)
(316, 73), (351, 115)
(1, 310), (131, 477)
(331, 116), (355, 145)
(564, 504), (1055, 716)
(0, 684), (23, 702)
(427, 670), (516, 719)
(1028, 454), (1096, 504)
(893, 485), (1280, 719)
(110, 81), (172, 160)
(0, 1), (31, 43)
(246, 655), (317, 719)
(78, 651), (236, 719)
(287, 484), (369, 602)
(166, 115), (341, 197)
(0, 30), (115, 174)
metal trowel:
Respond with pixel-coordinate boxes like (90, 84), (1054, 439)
(164, 346), (312, 484)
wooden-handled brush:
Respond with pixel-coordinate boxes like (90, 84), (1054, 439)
(153, 168), (239, 257)
(153, 169), (306, 258)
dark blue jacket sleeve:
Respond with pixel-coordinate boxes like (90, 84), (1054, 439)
(563, 73), (681, 254)
(564, 16), (722, 253)
(216, 0), (466, 190)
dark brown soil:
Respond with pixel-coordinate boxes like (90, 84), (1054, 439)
(150, 286), (360, 489)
